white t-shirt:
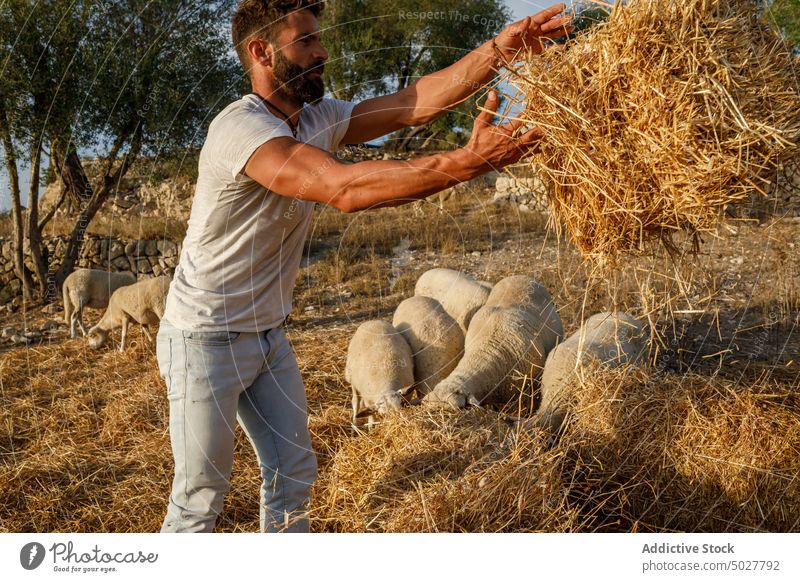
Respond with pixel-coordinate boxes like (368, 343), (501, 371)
(163, 94), (355, 332)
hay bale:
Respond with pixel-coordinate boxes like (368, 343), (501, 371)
(506, 0), (800, 263)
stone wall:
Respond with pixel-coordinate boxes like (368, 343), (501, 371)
(0, 235), (181, 306)
(491, 175), (549, 213)
(752, 157), (800, 218)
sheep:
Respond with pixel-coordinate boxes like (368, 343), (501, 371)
(345, 320), (415, 427)
(535, 311), (648, 433)
(414, 268), (491, 333)
(391, 296), (464, 396)
(484, 275), (563, 354)
(87, 276), (171, 352)
(423, 304), (553, 409)
(62, 269), (136, 338)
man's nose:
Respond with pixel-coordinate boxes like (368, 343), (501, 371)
(314, 44), (328, 62)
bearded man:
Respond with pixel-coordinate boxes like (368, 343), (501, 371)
(156, 0), (571, 533)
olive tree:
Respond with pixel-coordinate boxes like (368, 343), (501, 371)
(0, 0), (240, 301)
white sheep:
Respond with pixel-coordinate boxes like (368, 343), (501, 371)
(62, 269), (136, 338)
(345, 320), (415, 427)
(414, 268), (491, 333)
(87, 276), (171, 352)
(484, 275), (563, 353)
(535, 311), (648, 433)
(392, 296), (464, 396)
(423, 304), (553, 409)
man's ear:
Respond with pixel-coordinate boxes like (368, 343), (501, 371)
(249, 37), (272, 67)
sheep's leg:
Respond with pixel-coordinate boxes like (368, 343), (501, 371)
(142, 325), (153, 342)
(366, 414), (376, 430)
(70, 312), (78, 339)
(76, 305), (88, 337)
(119, 318), (128, 352)
(351, 387), (360, 428)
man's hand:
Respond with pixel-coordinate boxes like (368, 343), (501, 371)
(494, 3), (573, 61)
(462, 91), (542, 171)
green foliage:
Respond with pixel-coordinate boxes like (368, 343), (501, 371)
(0, 0), (93, 180)
(320, 0), (511, 149)
(0, 1), (240, 169)
(571, 4), (611, 35)
(321, 0), (510, 100)
(80, 1), (241, 159)
(770, 0), (800, 51)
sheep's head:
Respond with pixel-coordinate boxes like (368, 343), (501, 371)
(423, 385), (467, 409)
(423, 380), (483, 410)
(354, 389), (408, 424)
(87, 328), (108, 350)
(375, 391), (404, 414)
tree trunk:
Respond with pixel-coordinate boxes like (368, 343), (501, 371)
(51, 185), (107, 300)
(38, 181), (68, 232)
(0, 104), (36, 302)
(51, 136), (92, 215)
(26, 130), (50, 299)
(53, 123), (142, 297)
(420, 130), (441, 150)
(392, 125), (427, 152)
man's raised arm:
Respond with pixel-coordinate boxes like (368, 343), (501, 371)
(340, 3), (572, 145)
(245, 92), (542, 213)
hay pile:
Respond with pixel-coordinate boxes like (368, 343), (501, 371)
(313, 367), (800, 532)
(506, 0), (800, 262)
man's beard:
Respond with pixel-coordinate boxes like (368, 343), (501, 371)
(272, 50), (325, 105)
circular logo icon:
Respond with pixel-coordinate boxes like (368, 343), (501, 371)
(20, 542), (46, 570)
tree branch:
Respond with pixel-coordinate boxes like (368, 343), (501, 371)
(38, 182), (68, 231)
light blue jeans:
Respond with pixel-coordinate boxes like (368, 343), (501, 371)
(155, 318), (317, 533)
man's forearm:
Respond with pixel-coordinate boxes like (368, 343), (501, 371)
(404, 39), (498, 125)
(336, 149), (488, 213)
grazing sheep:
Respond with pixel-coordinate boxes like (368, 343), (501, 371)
(423, 304), (552, 409)
(484, 275), (563, 353)
(535, 311), (648, 433)
(62, 269), (136, 338)
(87, 276), (171, 352)
(414, 268), (491, 333)
(392, 296), (464, 396)
(345, 320), (415, 427)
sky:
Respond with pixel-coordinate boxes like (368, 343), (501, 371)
(508, 0), (561, 20)
(0, 0), (565, 213)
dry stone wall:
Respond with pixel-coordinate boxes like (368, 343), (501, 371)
(0, 235), (181, 305)
(492, 175), (549, 213)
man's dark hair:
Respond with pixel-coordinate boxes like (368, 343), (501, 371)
(232, 0), (325, 73)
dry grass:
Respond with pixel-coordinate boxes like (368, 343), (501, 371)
(504, 0), (800, 263)
(293, 197), (547, 313)
(0, 204), (188, 242)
